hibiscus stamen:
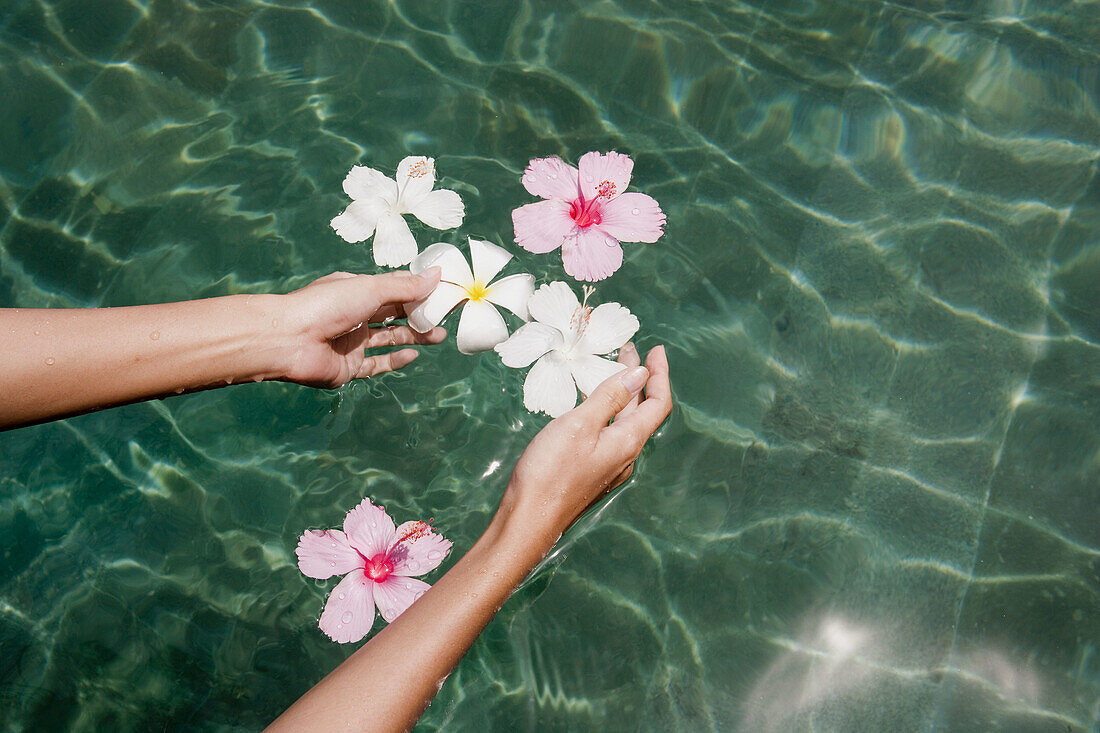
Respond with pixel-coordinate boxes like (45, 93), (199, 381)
(394, 518), (434, 547)
(569, 288), (595, 337)
(406, 159), (432, 179)
(595, 180), (617, 199)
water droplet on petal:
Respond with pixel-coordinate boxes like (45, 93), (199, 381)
(330, 561), (336, 567)
(341, 611), (353, 624)
(408, 560), (420, 572)
(338, 593), (346, 600)
(405, 583), (412, 590)
(428, 551), (441, 560)
(336, 623), (343, 629)
(631, 208), (639, 215)
(550, 172), (558, 179)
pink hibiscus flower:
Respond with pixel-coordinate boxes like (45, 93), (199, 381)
(511, 151), (665, 282)
(296, 498), (452, 643)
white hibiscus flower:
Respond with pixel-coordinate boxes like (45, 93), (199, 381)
(330, 156), (465, 267)
(406, 237), (535, 355)
(495, 281), (639, 417)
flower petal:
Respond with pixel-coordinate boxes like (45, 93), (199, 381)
(373, 576), (431, 623)
(495, 322), (563, 368)
(527, 281), (580, 336)
(456, 300), (509, 354)
(296, 529), (362, 579)
(342, 165), (397, 204)
(372, 212), (419, 267)
(330, 198), (386, 243)
(574, 302), (639, 355)
(596, 192), (665, 243)
(409, 188), (464, 230)
(578, 151), (634, 202)
(521, 156), (580, 200)
(484, 273), (535, 320)
(468, 237), (513, 284)
(389, 522), (453, 577)
(410, 242), (474, 284)
(561, 227), (623, 282)
(318, 569), (377, 643)
(395, 155), (436, 210)
(512, 199), (576, 254)
(343, 497), (396, 559)
(406, 281), (468, 333)
(569, 353), (627, 397)
(524, 351), (578, 418)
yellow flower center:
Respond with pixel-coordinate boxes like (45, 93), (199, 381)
(464, 281), (489, 301)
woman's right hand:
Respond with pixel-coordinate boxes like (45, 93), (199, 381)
(499, 343), (672, 542)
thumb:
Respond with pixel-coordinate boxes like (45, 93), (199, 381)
(372, 267), (441, 306)
(576, 365), (650, 424)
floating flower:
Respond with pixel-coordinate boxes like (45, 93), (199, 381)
(296, 498), (452, 643)
(331, 156), (465, 267)
(495, 281), (639, 417)
(406, 237), (535, 354)
(511, 151), (665, 282)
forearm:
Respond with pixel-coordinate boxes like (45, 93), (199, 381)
(269, 495), (558, 732)
(0, 296), (290, 429)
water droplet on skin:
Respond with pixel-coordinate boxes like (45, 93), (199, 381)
(341, 611), (353, 624)
(174, 387), (185, 394)
(150, 331), (160, 341)
(271, 318), (278, 328)
(631, 208), (639, 215)
(44, 357), (55, 366)
(33, 330), (40, 336)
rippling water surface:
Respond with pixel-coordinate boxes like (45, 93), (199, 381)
(1, 0), (1098, 730)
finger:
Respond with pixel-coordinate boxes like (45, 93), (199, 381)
(361, 325), (446, 350)
(353, 348), (420, 379)
(573, 363), (650, 428)
(369, 267), (441, 307)
(368, 304), (406, 324)
(607, 345), (672, 448)
(615, 342), (642, 420)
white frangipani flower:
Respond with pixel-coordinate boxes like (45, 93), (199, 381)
(406, 237), (535, 355)
(331, 156), (465, 267)
(495, 281), (639, 418)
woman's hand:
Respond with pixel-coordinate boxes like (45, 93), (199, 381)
(277, 269), (446, 388)
(499, 343), (672, 541)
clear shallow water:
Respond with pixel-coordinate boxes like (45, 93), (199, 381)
(1, 0), (1098, 729)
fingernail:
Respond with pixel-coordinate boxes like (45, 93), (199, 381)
(620, 342), (637, 358)
(421, 266), (441, 280)
(620, 366), (649, 394)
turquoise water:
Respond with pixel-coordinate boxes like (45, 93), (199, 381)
(1, 0), (1098, 729)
